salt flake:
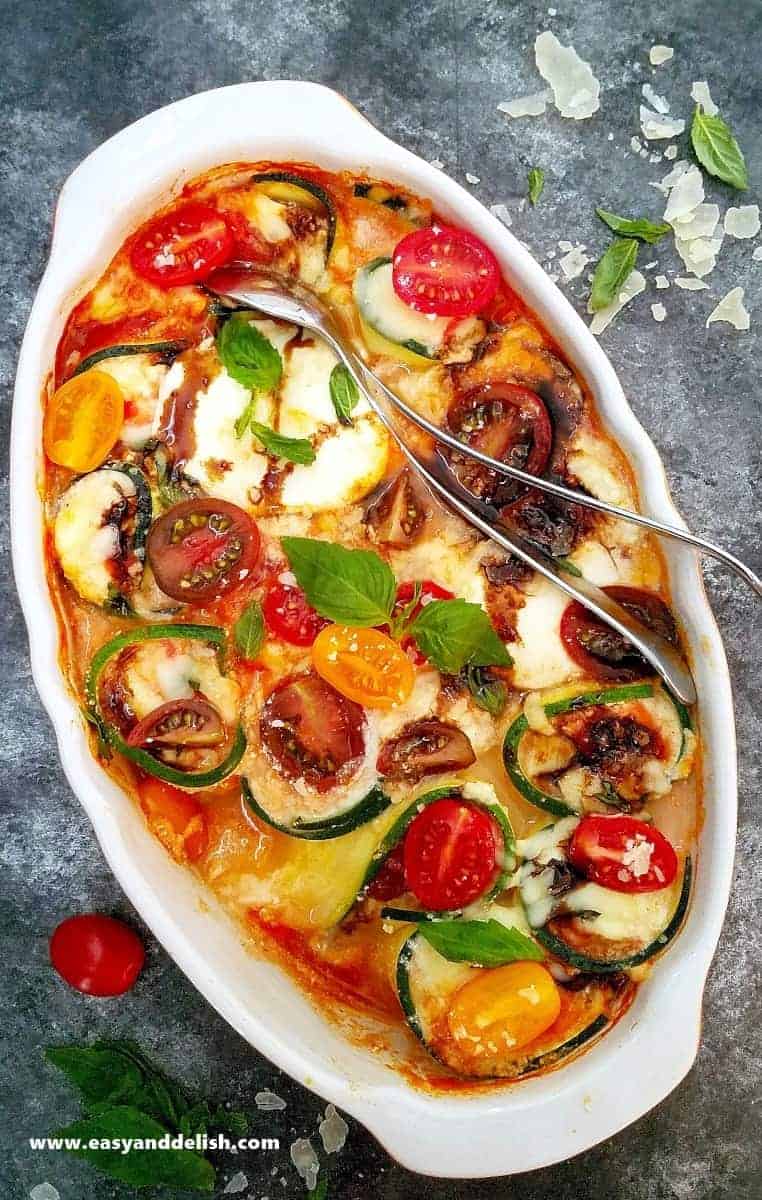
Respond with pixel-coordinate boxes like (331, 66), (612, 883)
(224, 1172), (249, 1194)
(255, 1090), (287, 1111)
(706, 286), (750, 330)
(589, 269), (646, 334)
(752, 246), (762, 261)
(649, 45), (674, 66)
(490, 203), (512, 227)
(429, 159), (444, 170)
(535, 31), (600, 119)
(724, 205), (761, 239)
(690, 81), (718, 116)
(465, 172), (480, 185)
(290, 1139), (320, 1191)
(318, 1104), (349, 1154)
(655, 275), (669, 288)
(664, 144), (678, 160)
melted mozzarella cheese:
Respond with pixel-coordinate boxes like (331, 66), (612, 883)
(278, 339), (347, 438)
(510, 577), (581, 690)
(96, 354), (170, 449)
(53, 469), (135, 605)
(565, 879), (678, 942)
(280, 417), (388, 511)
(123, 639), (239, 724)
(185, 368), (269, 508)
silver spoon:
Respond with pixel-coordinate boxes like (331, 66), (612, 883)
(206, 266), (698, 703)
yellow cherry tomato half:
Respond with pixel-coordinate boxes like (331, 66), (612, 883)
(312, 624), (415, 710)
(43, 370), (124, 472)
(448, 961), (561, 1053)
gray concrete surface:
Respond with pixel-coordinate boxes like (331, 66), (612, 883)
(1, 1), (760, 1196)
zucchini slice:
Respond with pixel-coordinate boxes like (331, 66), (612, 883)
(85, 624), (245, 789)
(353, 257), (440, 361)
(396, 920), (617, 1078)
(53, 464), (152, 613)
(356, 783), (516, 914)
(241, 777), (391, 841)
(251, 171), (337, 257)
(503, 682), (691, 816)
(71, 340), (187, 379)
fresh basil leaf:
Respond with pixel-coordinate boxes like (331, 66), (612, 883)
(96, 1041), (185, 1128)
(589, 238), (639, 312)
(595, 208), (670, 244)
(527, 167), (545, 206)
(419, 919), (544, 967)
(555, 556), (583, 578)
(46, 1046), (144, 1109)
(308, 1170), (329, 1200)
(216, 313), (282, 392)
(282, 537), (396, 626)
(329, 363), (360, 426)
(691, 106), (748, 190)
(465, 665), (508, 717)
(234, 599), (265, 659)
(234, 396), (258, 439)
(387, 581), (421, 640)
(250, 421), (316, 465)
(408, 599), (511, 674)
(50, 1105), (215, 1191)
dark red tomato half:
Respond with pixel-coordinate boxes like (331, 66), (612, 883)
(568, 814), (678, 894)
(366, 843), (407, 901)
(130, 202), (234, 288)
(147, 498), (261, 603)
(259, 672), (366, 792)
(50, 914), (145, 997)
(126, 698), (225, 749)
(263, 580), (328, 647)
(376, 718), (476, 782)
(560, 586), (678, 682)
(392, 224), (500, 316)
(403, 797), (502, 911)
(447, 384), (553, 507)
(392, 579), (454, 665)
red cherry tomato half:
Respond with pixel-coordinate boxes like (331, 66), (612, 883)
(392, 224), (500, 316)
(403, 797), (502, 911)
(568, 814), (678, 894)
(147, 498), (261, 603)
(560, 586), (678, 682)
(392, 579), (454, 665)
(263, 581), (328, 647)
(130, 202), (234, 288)
(50, 914), (145, 997)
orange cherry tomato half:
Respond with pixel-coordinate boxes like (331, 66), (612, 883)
(43, 370), (124, 472)
(448, 962), (561, 1052)
(312, 624), (415, 710)
(50, 914), (145, 996)
(138, 777), (209, 862)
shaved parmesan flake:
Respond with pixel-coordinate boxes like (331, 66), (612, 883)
(630, 135), (643, 153)
(535, 31), (600, 119)
(642, 83), (669, 113)
(690, 81), (717, 116)
(753, 246), (762, 261)
(664, 165), (704, 223)
(558, 239), (574, 252)
(559, 246), (590, 279)
(675, 276), (709, 290)
(640, 105), (685, 140)
(675, 235), (722, 278)
(223, 1173), (249, 1195)
(256, 1090), (287, 1111)
(673, 202), (720, 240)
(664, 144), (678, 160)
(30, 1188), (60, 1200)
(655, 274), (669, 288)
(497, 90), (550, 118)
(429, 158), (444, 170)
(724, 205), (761, 239)
(465, 172), (480, 185)
(490, 203), (512, 226)
(589, 269), (646, 334)
(651, 302), (667, 322)
(319, 1104), (349, 1153)
(290, 1139), (319, 1191)
(649, 44), (674, 66)
(706, 287), (750, 330)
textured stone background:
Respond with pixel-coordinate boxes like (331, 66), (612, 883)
(2, 1), (761, 1197)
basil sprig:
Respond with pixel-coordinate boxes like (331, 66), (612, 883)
(409, 598), (512, 675)
(418, 918), (543, 966)
(217, 313), (282, 392)
(46, 1040), (249, 1190)
(251, 420), (316, 465)
(465, 665), (508, 716)
(589, 238), (638, 312)
(329, 363), (360, 425)
(527, 167), (545, 206)
(691, 106), (748, 190)
(234, 598), (265, 659)
(595, 208), (670, 244)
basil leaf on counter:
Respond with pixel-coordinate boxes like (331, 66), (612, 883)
(282, 537), (397, 626)
(217, 313), (283, 392)
(527, 167), (545, 205)
(250, 421), (316, 465)
(691, 106), (748, 189)
(409, 599), (512, 675)
(465, 665), (508, 716)
(419, 919), (544, 967)
(329, 363), (360, 425)
(595, 208), (670, 244)
(234, 599), (265, 659)
(589, 238), (639, 312)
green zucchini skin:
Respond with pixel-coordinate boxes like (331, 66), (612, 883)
(353, 257), (436, 360)
(396, 931), (611, 1078)
(358, 784), (516, 911)
(85, 623), (245, 789)
(241, 777), (390, 841)
(103, 462), (152, 562)
(533, 856), (693, 974)
(251, 172), (337, 257)
(502, 682), (655, 818)
(71, 340), (188, 379)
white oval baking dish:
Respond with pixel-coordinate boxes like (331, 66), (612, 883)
(11, 81), (737, 1178)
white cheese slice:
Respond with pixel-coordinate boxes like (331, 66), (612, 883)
(510, 577), (581, 690)
(497, 90), (551, 118)
(123, 639), (239, 724)
(663, 166), (704, 224)
(95, 354), (169, 449)
(185, 368), (269, 509)
(649, 44), (674, 66)
(280, 417), (388, 511)
(277, 338), (369, 438)
(53, 469), (135, 606)
(565, 879), (678, 942)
